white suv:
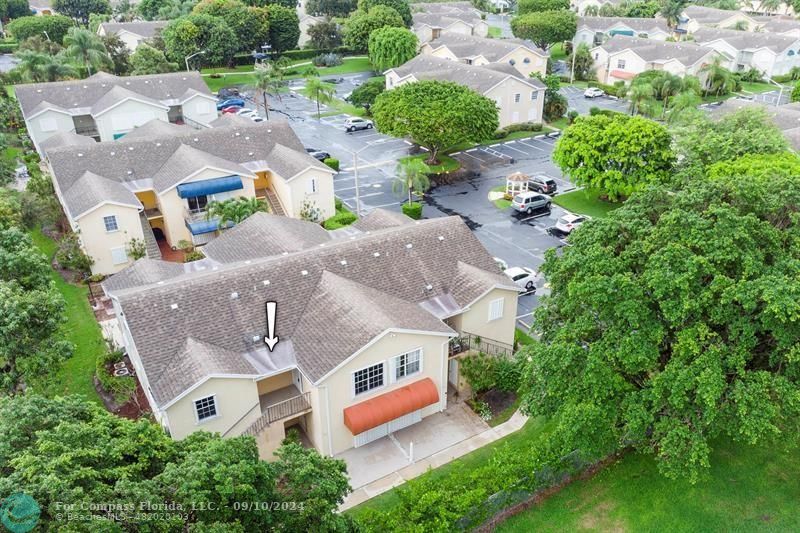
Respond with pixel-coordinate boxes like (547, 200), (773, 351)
(555, 213), (589, 234)
(504, 267), (537, 293)
(344, 117), (374, 132)
(584, 87), (605, 98)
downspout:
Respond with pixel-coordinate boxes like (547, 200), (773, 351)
(324, 385), (334, 456)
(439, 339), (448, 411)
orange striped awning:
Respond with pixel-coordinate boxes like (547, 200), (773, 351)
(610, 69), (636, 80)
(343, 378), (439, 435)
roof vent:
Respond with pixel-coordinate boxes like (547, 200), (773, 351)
(245, 136), (250, 140)
(340, 260), (347, 266)
(406, 243), (413, 249)
(110, 151), (115, 156)
(36, 89), (42, 93)
(82, 85), (87, 89)
(170, 303), (178, 310)
(127, 170), (133, 175)
(267, 129), (272, 133)
(248, 152), (254, 156)
(156, 142), (161, 146)
(301, 270), (308, 276)
(125, 81), (130, 85)
(235, 132), (240, 136)
(438, 236), (445, 241)
(66, 87), (71, 91)
(157, 281), (164, 285)
(373, 252), (380, 257)
(212, 266), (218, 270)
(128, 146), (134, 151)
(282, 251), (289, 256)
(230, 292), (239, 299)
(77, 153), (83, 157)
(425, 284), (433, 290)
(245, 260), (251, 264)
(252, 335), (260, 343)
(193, 138), (199, 142)
(262, 280), (270, 286)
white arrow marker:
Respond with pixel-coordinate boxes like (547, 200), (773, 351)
(264, 301), (279, 352)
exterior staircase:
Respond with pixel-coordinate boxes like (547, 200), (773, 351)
(139, 213), (162, 260)
(264, 188), (286, 216)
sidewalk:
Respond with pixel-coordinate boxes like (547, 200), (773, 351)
(340, 410), (529, 511)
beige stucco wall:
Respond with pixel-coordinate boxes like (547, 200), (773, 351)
(257, 372), (293, 395)
(270, 167), (335, 220)
(449, 287), (518, 347)
(594, 48), (647, 83)
(95, 99), (168, 141)
(500, 47), (548, 79)
(315, 331), (451, 456)
(473, 20), (489, 38)
(165, 377), (261, 440)
(486, 78), (545, 127)
(422, 45), (460, 61)
(76, 203), (143, 275)
(27, 110), (75, 153)
(181, 94), (218, 126)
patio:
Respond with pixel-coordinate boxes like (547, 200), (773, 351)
(336, 401), (489, 490)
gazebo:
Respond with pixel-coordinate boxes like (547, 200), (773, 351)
(505, 171), (529, 199)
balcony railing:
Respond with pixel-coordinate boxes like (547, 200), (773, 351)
(241, 391), (311, 437)
(449, 332), (513, 359)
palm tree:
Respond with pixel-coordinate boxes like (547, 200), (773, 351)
(666, 91), (702, 123)
(13, 50), (49, 82)
(301, 76), (336, 120)
(40, 55), (77, 82)
(660, 0), (688, 29)
(623, 81), (655, 116)
(250, 64), (286, 120)
(651, 72), (684, 118)
(700, 56), (737, 97)
(205, 197), (268, 229)
(63, 27), (110, 76)
(758, 0), (782, 14)
(393, 158), (431, 204)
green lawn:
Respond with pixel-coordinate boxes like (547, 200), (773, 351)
(348, 416), (551, 517)
(28, 228), (104, 403)
(488, 26), (503, 38)
(550, 42), (567, 61)
(400, 153), (460, 174)
(740, 81), (781, 94)
(553, 188), (621, 218)
(491, 184), (512, 209)
(498, 439), (800, 532)
(547, 117), (570, 130)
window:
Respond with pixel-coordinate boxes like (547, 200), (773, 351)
(103, 215), (118, 232)
(523, 57), (531, 64)
(187, 195), (208, 212)
(617, 59), (626, 69)
(509, 58), (516, 65)
(531, 91), (538, 100)
(392, 349), (421, 382)
(194, 395), (217, 422)
(353, 362), (384, 395)
(514, 93), (521, 103)
(308, 177), (318, 194)
(488, 297), (504, 321)
(110, 246), (128, 265)
(39, 117), (58, 132)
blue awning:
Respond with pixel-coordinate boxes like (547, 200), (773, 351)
(186, 218), (219, 235)
(177, 175), (243, 199)
(609, 30), (634, 36)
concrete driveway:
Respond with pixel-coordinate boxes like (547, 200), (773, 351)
(336, 402), (489, 490)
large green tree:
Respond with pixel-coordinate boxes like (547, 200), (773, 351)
(0, 0), (31, 19)
(63, 27), (111, 76)
(343, 5), (404, 52)
(307, 19), (342, 50)
(193, 0), (270, 53)
(138, 0), (198, 19)
(368, 26), (417, 72)
(373, 80), (499, 164)
(305, 0), (356, 16)
(553, 114), (674, 200)
(357, 0), (411, 26)
(161, 13), (238, 67)
(522, 159), (800, 482)
(130, 43), (179, 74)
(52, 0), (111, 24)
(206, 197), (268, 227)
(511, 10), (577, 51)
(267, 3), (300, 52)
(6, 15), (74, 44)
(517, 0), (569, 13)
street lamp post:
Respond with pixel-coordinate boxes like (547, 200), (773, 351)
(766, 76), (786, 107)
(342, 146), (371, 216)
(185, 50), (206, 72)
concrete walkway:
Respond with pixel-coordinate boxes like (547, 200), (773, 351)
(340, 410), (529, 511)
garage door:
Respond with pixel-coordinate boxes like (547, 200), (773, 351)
(353, 409), (423, 448)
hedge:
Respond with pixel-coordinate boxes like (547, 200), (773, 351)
(323, 157), (339, 171)
(227, 46), (355, 67)
(493, 122), (543, 140)
(323, 210), (357, 230)
(95, 350), (136, 404)
(587, 81), (624, 97)
(402, 201), (423, 220)
(0, 42), (18, 54)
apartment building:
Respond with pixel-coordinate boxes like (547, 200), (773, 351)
(97, 21), (168, 52)
(573, 16), (670, 47)
(694, 27), (800, 78)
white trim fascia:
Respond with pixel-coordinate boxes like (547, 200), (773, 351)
(459, 284), (524, 316)
(93, 96), (170, 117)
(314, 327), (455, 386)
(283, 164), (336, 183)
(72, 199), (142, 221)
(159, 374), (257, 411)
(482, 75), (540, 96)
(158, 165), (258, 196)
(179, 91), (217, 104)
(26, 106), (74, 121)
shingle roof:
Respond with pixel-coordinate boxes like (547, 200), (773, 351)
(39, 131), (97, 151)
(391, 55), (545, 94)
(755, 16), (800, 34)
(15, 71), (212, 119)
(201, 212), (332, 263)
(106, 216), (518, 405)
(694, 27), (798, 53)
(413, 11), (482, 28)
(90, 85), (168, 115)
(63, 171), (142, 219)
(414, 1), (479, 15)
(102, 258), (186, 293)
(46, 119), (318, 218)
(120, 119), (185, 141)
(578, 16), (669, 33)
(352, 208), (414, 232)
(264, 143), (330, 180)
(683, 5), (753, 24)
(596, 35), (718, 66)
(713, 99), (800, 133)
(427, 32), (547, 61)
(99, 20), (168, 39)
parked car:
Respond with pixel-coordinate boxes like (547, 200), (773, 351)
(305, 147), (331, 161)
(504, 267), (537, 293)
(584, 87), (605, 98)
(527, 175), (557, 195)
(221, 106), (242, 114)
(235, 108), (255, 116)
(555, 213), (589, 235)
(217, 98), (245, 110)
(511, 191), (551, 215)
(344, 117), (373, 132)
(218, 87), (240, 99)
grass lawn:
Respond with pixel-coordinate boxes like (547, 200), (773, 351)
(491, 184), (512, 209)
(3, 145), (21, 166)
(547, 117), (569, 130)
(28, 228), (104, 403)
(498, 439), (800, 532)
(550, 42), (567, 61)
(348, 416), (551, 517)
(488, 26), (503, 38)
(401, 153), (460, 174)
(740, 81), (781, 94)
(553, 188), (621, 218)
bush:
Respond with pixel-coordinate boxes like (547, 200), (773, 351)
(493, 121), (543, 139)
(460, 352), (496, 393)
(737, 68), (763, 83)
(401, 201), (423, 220)
(494, 358), (522, 393)
(55, 233), (94, 274)
(792, 83), (800, 103)
(312, 52), (343, 67)
(0, 42), (18, 54)
(567, 110), (579, 124)
(346, 77), (385, 109)
(95, 349), (136, 404)
(587, 81), (623, 97)
(589, 106), (624, 117)
(322, 210), (357, 230)
(323, 157), (339, 171)
(6, 15), (74, 44)
(184, 249), (204, 262)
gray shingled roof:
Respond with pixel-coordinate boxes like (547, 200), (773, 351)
(202, 212), (332, 263)
(427, 32), (547, 61)
(597, 35), (718, 65)
(15, 71), (212, 119)
(46, 119), (319, 218)
(39, 131), (97, 152)
(102, 258), (186, 293)
(264, 143), (330, 180)
(713, 98), (800, 133)
(578, 16), (669, 33)
(120, 119), (185, 140)
(90, 85), (168, 115)
(413, 11), (481, 28)
(694, 27), (798, 53)
(683, 5), (752, 24)
(391, 55), (544, 94)
(352, 208), (414, 232)
(107, 216), (518, 405)
(63, 171), (142, 218)
(415, 1), (479, 14)
(755, 16), (800, 34)
(99, 20), (168, 39)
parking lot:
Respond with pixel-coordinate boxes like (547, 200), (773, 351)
(560, 85), (630, 115)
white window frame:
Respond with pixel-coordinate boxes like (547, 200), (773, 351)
(514, 93), (521, 103)
(617, 59), (626, 69)
(110, 246), (128, 265)
(488, 297), (505, 322)
(103, 215), (119, 233)
(531, 91), (538, 100)
(389, 348), (423, 384)
(352, 361), (386, 398)
(193, 394), (219, 424)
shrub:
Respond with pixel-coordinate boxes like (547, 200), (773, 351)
(0, 42), (18, 54)
(737, 68), (763, 83)
(494, 358), (522, 393)
(567, 110), (579, 124)
(95, 349), (136, 404)
(460, 352), (497, 393)
(184, 249), (204, 263)
(493, 121), (544, 139)
(587, 81), (623, 96)
(401, 201), (423, 220)
(589, 106), (624, 117)
(346, 77), (385, 109)
(55, 233), (94, 274)
(312, 52), (343, 67)
(322, 210), (357, 230)
(792, 83), (800, 103)
(323, 157), (339, 171)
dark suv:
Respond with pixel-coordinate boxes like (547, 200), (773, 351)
(527, 175), (557, 195)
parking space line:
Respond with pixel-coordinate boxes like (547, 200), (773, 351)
(369, 202), (403, 208)
(517, 140), (547, 151)
(501, 143), (528, 154)
(341, 192), (384, 201)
